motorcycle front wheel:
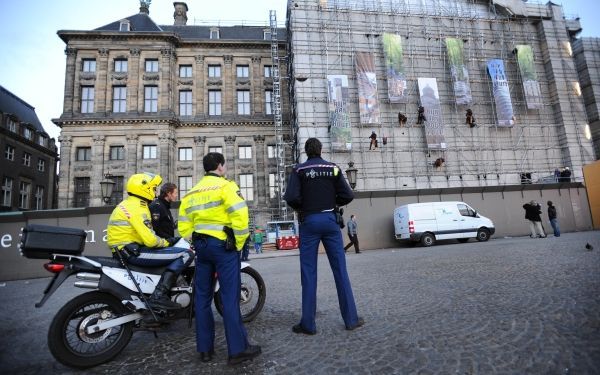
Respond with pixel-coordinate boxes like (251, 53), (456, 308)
(48, 291), (134, 369)
(214, 266), (266, 322)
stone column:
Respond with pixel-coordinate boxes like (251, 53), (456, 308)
(129, 48), (141, 114)
(251, 56), (263, 115)
(126, 134), (139, 176)
(160, 48), (175, 115)
(96, 48), (109, 114)
(91, 135), (106, 206)
(63, 48), (77, 116)
(224, 55), (233, 115)
(193, 136), (206, 180)
(224, 135), (236, 179)
(254, 135), (266, 204)
(195, 55), (205, 117)
(159, 132), (176, 182)
(57, 135), (72, 208)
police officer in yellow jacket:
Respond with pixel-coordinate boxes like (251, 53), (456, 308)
(178, 153), (261, 364)
(107, 173), (193, 311)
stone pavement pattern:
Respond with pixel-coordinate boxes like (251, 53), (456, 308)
(0, 232), (599, 374)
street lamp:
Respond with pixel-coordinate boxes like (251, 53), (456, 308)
(346, 162), (358, 190)
(100, 173), (115, 204)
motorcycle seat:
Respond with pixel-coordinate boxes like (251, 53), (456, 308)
(86, 256), (167, 275)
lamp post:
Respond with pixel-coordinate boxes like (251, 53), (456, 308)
(346, 162), (358, 190)
(100, 173), (115, 205)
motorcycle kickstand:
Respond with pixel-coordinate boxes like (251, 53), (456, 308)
(113, 248), (161, 325)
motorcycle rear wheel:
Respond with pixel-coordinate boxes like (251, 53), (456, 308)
(48, 291), (134, 369)
(214, 266), (266, 322)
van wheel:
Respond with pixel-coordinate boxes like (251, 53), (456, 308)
(476, 228), (490, 242)
(457, 238), (469, 243)
(420, 233), (435, 247)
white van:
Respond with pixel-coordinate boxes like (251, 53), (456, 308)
(393, 201), (495, 246)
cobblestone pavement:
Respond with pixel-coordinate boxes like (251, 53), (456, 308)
(1, 231), (599, 375)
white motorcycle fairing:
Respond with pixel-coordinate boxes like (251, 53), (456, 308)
(103, 267), (160, 294)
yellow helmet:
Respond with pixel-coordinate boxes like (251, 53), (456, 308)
(126, 172), (162, 201)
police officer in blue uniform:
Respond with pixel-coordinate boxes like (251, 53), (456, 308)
(284, 138), (364, 334)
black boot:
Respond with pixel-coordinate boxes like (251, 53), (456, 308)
(148, 271), (181, 310)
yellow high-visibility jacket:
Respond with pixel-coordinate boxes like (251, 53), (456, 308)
(107, 195), (169, 250)
(178, 175), (249, 250)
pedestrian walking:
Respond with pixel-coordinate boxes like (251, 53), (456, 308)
(343, 214), (361, 253)
(523, 200), (546, 238)
(284, 137), (364, 335)
(547, 201), (561, 237)
(178, 152), (261, 365)
(253, 230), (263, 254)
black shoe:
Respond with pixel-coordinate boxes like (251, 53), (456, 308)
(356, 251), (361, 254)
(149, 271), (181, 310)
(292, 323), (316, 335)
(346, 317), (365, 331)
(228, 345), (261, 365)
(199, 349), (215, 363)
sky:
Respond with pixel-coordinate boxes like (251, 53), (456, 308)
(0, 0), (599, 143)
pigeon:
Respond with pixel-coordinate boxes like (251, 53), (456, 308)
(585, 243), (594, 251)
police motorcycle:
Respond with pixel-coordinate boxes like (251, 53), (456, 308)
(19, 224), (266, 369)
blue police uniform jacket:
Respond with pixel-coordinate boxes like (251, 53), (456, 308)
(284, 156), (354, 214)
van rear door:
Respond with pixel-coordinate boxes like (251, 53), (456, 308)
(394, 206), (409, 239)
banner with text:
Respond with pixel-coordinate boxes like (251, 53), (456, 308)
(418, 78), (447, 150)
(445, 37), (472, 105)
(327, 75), (352, 151)
(355, 52), (380, 124)
(516, 45), (542, 110)
(382, 33), (408, 103)
(487, 59), (515, 127)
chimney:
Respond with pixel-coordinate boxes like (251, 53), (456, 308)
(173, 2), (188, 26)
(139, 0), (150, 15)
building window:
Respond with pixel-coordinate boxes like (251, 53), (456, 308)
(108, 176), (124, 205)
(179, 65), (192, 78)
(37, 159), (45, 172)
(76, 147), (91, 161)
(210, 29), (219, 39)
(264, 65), (272, 78)
(74, 177), (90, 208)
(179, 176), (193, 197)
(239, 174), (254, 201)
(35, 186), (44, 210)
(145, 59), (159, 72)
(2, 177), (13, 207)
(179, 90), (193, 116)
(37, 136), (47, 147)
(269, 173), (277, 199)
(19, 181), (31, 209)
(143, 145), (157, 159)
(6, 118), (17, 132)
(144, 86), (158, 112)
(264, 31), (271, 40)
(208, 90), (221, 116)
(110, 146), (125, 160)
(23, 152), (31, 167)
(265, 91), (273, 115)
(114, 59), (128, 72)
(82, 59), (96, 72)
(239, 146), (252, 159)
(236, 65), (249, 78)
(267, 145), (276, 158)
(208, 65), (221, 78)
(179, 147), (192, 161)
(208, 146), (222, 154)
(113, 86), (127, 113)
(23, 127), (33, 140)
(81, 86), (95, 113)
(237, 90), (250, 115)
(5, 145), (14, 161)
(119, 21), (130, 31)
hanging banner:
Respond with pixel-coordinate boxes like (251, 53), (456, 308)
(327, 75), (352, 152)
(515, 45), (542, 109)
(382, 33), (408, 103)
(445, 38), (472, 105)
(417, 78), (446, 150)
(355, 52), (380, 124)
(487, 59), (515, 127)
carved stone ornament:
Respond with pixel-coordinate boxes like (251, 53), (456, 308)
(129, 48), (141, 57)
(236, 78), (251, 86)
(65, 47), (77, 56)
(98, 48), (109, 56)
(224, 135), (236, 144)
(80, 72), (96, 81)
(74, 165), (92, 172)
(263, 78), (274, 86)
(224, 55), (233, 65)
(161, 48), (175, 58)
(178, 79), (193, 86)
(195, 55), (204, 64)
(177, 165), (193, 171)
(143, 73), (160, 81)
(194, 136), (206, 144)
(58, 135), (72, 146)
(111, 73), (128, 81)
(159, 133), (174, 143)
(142, 162), (159, 169)
(207, 79), (223, 86)
(253, 135), (266, 143)
(126, 134), (139, 144)
(251, 56), (262, 64)
(108, 162), (126, 170)
(92, 135), (106, 144)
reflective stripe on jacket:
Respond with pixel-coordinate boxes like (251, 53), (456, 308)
(107, 195), (169, 249)
(178, 175), (249, 250)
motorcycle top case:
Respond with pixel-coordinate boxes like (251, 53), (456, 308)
(20, 224), (87, 259)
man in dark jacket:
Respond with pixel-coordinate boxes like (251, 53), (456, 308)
(523, 200), (546, 238)
(547, 201), (560, 237)
(284, 138), (363, 335)
(150, 182), (178, 239)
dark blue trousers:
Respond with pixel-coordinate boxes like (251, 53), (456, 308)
(298, 212), (359, 332)
(127, 246), (193, 274)
(193, 236), (248, 356)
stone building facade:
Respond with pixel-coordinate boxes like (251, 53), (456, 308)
(0, 85), (58, 212)
(53, 2), (291, 225)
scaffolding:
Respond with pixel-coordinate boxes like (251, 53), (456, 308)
(287, 0), (595, 191)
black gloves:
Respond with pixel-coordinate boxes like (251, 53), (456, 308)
(167, 237), (182, 246)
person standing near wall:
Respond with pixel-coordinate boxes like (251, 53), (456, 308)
(547, 201), (561, 237)
(523, 200), (546, 238)
(253, 230), (263, 254)
(343, 214), (360, 254)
